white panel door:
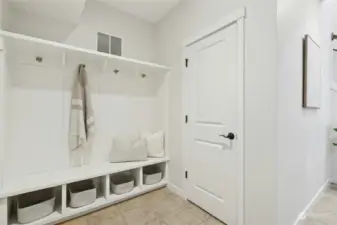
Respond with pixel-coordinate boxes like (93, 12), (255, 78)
(185, 21), (242, 225)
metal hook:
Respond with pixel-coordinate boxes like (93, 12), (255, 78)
(332, 33), (337, 41)
(35, 56), (43, 63)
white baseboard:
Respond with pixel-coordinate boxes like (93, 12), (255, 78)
(168, 183), (186, 199)
(293, 180), (330, 225)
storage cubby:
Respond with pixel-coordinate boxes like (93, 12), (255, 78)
(110, 169), (140, 196)
(143, 163), (166, 186)
(8, 187), (61, 224)
(67, 180), (97, 209)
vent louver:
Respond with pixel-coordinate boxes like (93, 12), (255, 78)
(97, 32), (122, 56)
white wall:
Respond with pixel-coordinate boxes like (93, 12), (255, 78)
(0, 0), (6, 188)
(7, 0), (86, 23)
(5, 0), (155, 62)
(277, 0), (337, 224)
(155, 1), (278, 225)
(64, 0), (155, 62)
(330, 11), (337, 184)
(6, 9), (81, 43)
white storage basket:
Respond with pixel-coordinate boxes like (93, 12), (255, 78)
(68, 180), (97, 208)
(17, 189), (55, 224)
(111, 174), (135, 195)
(143, 166), (163, 185)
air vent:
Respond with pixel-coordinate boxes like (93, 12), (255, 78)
(97, 32), (122, 56)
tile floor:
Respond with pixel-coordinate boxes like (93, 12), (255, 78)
(59, 188), (225, 225)
(300, 186), (337, 225)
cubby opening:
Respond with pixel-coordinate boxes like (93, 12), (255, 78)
(8, 187), (61, 224)
(110, 168), (140, 196)
(66, 177), (104, 209)
(143, 163), (166, 186)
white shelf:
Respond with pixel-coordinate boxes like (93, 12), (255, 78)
(9, 211), (62, 225)
(0, 157), (169, 198)
(107, 183), (168, 203)
(9, 181), (167, 225)
(109, 187), (142, 202)
(64, 197), (107, 216)
(0, 30), (170, 76)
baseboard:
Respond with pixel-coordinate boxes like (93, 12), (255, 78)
(168, 183), (186, 199)
(293, 180), (330, 225)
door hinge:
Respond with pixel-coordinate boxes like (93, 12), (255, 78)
(185, 115), (188, 124)
(185, 171), (188, 179)
(185, 58), (189, 68)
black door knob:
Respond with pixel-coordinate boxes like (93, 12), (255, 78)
(219, 133), (235, 140)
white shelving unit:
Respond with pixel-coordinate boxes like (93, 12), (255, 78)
(0, 157), (169, 199)
(7, 161), (168, 225)
(0, 30), (170, 75)
(0, 30), (170, 225)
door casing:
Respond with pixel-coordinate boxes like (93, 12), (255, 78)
(182, 7), (246, 225)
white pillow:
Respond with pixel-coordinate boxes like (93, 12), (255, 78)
(110, 135), (147, 162)
(112, 135), (135, 152)
(142, 131), (165, 158)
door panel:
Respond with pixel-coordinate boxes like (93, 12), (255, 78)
(186, 22), (241, 225)
(194, 125), (231, 146)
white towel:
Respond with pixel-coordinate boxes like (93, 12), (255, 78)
(69, 64), (95, 152)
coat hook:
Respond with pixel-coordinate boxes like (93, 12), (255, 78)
(114, 69), (120, 74)
(141, 73), (146, 78)
(332, 33), (337, 41)
(36, 56), (43, 63)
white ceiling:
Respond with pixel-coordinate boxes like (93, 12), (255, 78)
(95, 0), (181, 23)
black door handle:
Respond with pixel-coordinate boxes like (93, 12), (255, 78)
(219, 133), (235, 140)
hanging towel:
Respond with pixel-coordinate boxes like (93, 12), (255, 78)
(69, 64), (95, 151)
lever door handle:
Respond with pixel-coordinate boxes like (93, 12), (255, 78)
(219, 133), (235, 140)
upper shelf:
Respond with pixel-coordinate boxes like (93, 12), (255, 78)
(0, 30), (171, 76)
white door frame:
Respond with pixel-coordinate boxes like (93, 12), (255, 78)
(182, 7), (246, 225)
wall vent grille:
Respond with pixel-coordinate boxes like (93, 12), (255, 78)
(97, 32), (122, 56)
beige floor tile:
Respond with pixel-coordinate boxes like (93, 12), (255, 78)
(322, 190), (337, 203)
(59, 217), (87, 225)
(117, 196), (149, 213)
(86, 214), (128, 225)
(137, 188), (172, 207)
(164, 214), (189, 225)
(183, 202), (213, 222)
(315, 214), (337, 225)
(165, 205), (206, 225)
(88, 205), (120, 218)
(58, 188), (228, 225)
(299, 217), (329, 225)
(150, 192), (187, 216)
(116, 189), (169, 214)
(120, 204), (166, 225)
(203, 217), (226, 225)
(311, 196), (337, 214)
(140, 214), (168, 225)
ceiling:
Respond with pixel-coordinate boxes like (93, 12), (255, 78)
(95, 0), (181, 23)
